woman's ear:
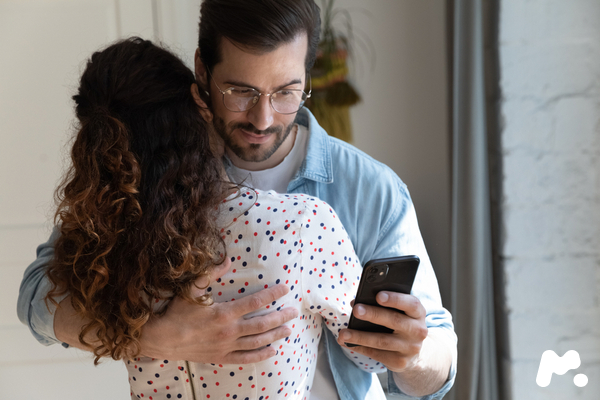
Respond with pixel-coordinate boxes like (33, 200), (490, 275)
(191, 83), (213, 123)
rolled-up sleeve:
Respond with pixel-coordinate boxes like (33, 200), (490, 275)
(16, 226), (67, 346)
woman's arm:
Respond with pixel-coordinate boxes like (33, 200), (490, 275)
(299, 198), (385, 372)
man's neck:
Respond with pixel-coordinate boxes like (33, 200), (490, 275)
(227, 124), (298, 171)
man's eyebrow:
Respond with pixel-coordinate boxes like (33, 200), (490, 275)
(223, 78), (303, 91)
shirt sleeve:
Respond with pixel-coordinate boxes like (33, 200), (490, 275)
(373, 181), (457, 398)
(298, 198), (387, 373)
(16, 226), (67, 346)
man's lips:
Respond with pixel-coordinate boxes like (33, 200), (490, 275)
(239, 128), (273, 144)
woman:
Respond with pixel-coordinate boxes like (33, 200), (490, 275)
(46, 37), (382, 400)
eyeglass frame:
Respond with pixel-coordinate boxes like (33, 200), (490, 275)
(205, 69), (312, 115)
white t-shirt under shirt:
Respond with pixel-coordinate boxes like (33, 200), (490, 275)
(228, 124), (309, 194)
(228, 124), (342, 400)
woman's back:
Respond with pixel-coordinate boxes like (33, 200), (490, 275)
(126, 190), (384, 399)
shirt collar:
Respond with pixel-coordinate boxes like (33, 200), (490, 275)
(292, 107), (333, 184)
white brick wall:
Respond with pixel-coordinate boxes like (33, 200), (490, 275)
(499, 0), (600, 398)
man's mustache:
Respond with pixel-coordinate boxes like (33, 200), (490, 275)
(232, 123), (281, 136)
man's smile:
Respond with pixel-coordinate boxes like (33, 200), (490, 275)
(239, 128), (274, 144)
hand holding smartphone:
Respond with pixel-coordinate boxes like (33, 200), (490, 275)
(346, 255), (420, 346)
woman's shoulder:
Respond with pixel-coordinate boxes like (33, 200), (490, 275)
(219, 187), (339, 227)
(258, 191), (338, 219)
(233, 188), (328, 210)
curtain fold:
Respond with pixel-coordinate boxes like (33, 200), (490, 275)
(447, 0), (502, 399)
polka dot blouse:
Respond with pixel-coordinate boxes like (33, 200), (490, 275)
(126, 190), (385, 400)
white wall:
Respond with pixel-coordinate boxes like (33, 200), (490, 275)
(0, 1), (201, 398)
(499, 0), (600, 398)
(0, 1), (449, 398)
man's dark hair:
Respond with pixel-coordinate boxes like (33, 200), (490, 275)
(198, 0), (321, 73)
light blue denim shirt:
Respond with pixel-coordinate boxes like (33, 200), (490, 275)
(280, 109), (457, 400)
(17, 108), (456, 399)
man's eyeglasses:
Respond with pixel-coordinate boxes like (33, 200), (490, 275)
(207, 70), (311, 115)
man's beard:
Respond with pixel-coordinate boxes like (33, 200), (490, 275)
(212, 116), (295, 163)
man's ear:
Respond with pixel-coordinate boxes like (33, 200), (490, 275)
(195, 48), (209, 90)
(191, 83), (213, 123)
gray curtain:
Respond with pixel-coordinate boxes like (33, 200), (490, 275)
(447, 0), (506, 399)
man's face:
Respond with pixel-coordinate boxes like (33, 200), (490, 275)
(199, 34), (308, 166)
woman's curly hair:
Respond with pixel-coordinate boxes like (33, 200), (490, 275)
(45, 37), (232, 364)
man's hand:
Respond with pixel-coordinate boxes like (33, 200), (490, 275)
(338, 292), (427, 371)
(141, 285), (298, 364)
(337, 292), (452, 397)
(55, 258), (299, 364)
(140, 259), (298, 363)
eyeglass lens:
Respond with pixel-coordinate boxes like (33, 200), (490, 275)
(223, 88), (306, 114)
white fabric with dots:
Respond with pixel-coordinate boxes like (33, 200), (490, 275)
(126, 189), (384, 400)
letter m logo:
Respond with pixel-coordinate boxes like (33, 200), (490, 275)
(536, 350), (581, 387)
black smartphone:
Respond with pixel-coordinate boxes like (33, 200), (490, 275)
(346, 255), (420, 346)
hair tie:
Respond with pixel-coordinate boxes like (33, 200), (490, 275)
(89, 105), (110, 120)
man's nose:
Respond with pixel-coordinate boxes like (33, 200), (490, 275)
(246, 94), (275, 131)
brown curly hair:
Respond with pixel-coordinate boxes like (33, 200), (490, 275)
(46, 37), (232, 364)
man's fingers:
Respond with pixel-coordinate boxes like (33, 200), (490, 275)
(375, 292), (426, 320)
(351, 303), (428, 341)
(228, 284), (290, 316)
(239, 306), (298, 336)
(352, 303), (409, 332)
(223, 347), (278, 365)
(338, 328), (421, 353)
(237, 325), (292, 351)
(339, 344), (413, 372)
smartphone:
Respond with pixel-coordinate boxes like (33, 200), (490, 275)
(346, 255), (420, 346)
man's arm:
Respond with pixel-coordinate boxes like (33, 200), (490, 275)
(334, 178), (456, 398)
(338, 291), (454, 397)
(19, 227), (298, 363)
(391, 327), (455, 397)
(55, 284), (298, 363)
(17, 227), (65, 346)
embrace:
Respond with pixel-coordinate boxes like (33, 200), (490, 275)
(17, 1), (456, 399)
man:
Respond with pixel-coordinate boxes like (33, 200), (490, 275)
(18, 1), (456, 399)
